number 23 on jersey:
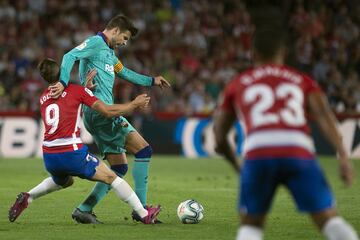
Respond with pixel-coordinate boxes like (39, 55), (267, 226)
(244, 83), (306, 128)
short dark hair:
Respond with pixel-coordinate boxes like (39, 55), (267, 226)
(250, 6), (286, 60)
(38, 58), (60, 84)
(106, 14), (138, 37)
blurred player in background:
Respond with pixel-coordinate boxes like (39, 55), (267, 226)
(48, 14), (170, 223)
(8, 58), (161, 224)
(214, 6), (358, 240)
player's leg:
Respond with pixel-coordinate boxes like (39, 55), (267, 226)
(74, 115), (129, 218)
(125, 131), (161, 223)
(311, 209), (358, 240)
(236, 159), (279, 240)
(125, 131), (151, 207)
(237, 214), (266, 240)
(73, 115), (154, 223)
(9, 151), (75, 222)
(76, 154), (160, 224)
(72, 149), (160, 224)
(88, 157), (160, 224)
(28, 176), (73, 201)
(77, 153), (128, 213)
(285, 158), (358, 240)
(8, 176), (73, 222)
(91, 160), (145, 216)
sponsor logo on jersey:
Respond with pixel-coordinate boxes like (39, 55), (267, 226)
(105, 64), (114, 73)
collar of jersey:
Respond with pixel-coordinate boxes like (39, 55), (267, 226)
(97, 31), (109, 47)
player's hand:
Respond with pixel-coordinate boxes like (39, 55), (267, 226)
(132, 94), (151, 109)
(85, 69), (97, 90)
(338, 152), (354, 186)
(49, 82), (65, 99)
(153, 76), (171, 89)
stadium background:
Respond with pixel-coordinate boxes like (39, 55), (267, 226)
(0, 0), (359, 158)
(0, 1), (359, 240)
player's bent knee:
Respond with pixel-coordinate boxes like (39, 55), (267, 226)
(111, 164), (128, 177)
(98, 173), (117, 185)
(311, 208), (338, 229)
(135, 145), (153, 159)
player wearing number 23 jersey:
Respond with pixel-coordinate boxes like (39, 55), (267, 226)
(214, 7), (357, 240)
(220, 64), (333, 214)
(221, 64), (320, 160)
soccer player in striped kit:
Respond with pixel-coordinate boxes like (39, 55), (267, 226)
(214, 6), (358, 240)
(9, 58), (161, 224)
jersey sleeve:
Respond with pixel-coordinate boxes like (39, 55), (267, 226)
(218, 80), (237, 114)
(303, 74), (323, 95)
(60, 37), (102, 86)
(112, 56), (153, 86)
(79, 86), (99, 107)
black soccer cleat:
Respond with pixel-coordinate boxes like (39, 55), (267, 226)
(71, 208), (103, 224)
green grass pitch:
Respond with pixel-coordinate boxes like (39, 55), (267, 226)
(0, 155), (359, 240)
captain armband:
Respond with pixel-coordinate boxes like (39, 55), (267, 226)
(114, 61), (124, 74)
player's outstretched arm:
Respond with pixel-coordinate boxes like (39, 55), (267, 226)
(213, 109), (240, 172)
(91, 94), (150, 118)
(114, 59), (171, 89)
(308, 92), (354, 186)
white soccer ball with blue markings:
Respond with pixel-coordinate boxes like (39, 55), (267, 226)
(177, 199), (204, 224)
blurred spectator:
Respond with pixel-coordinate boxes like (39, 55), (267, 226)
(0, 0), (358, 115)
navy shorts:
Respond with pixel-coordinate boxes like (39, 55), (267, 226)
(239, 157), (335, 215)
(43, 145), (100, 186)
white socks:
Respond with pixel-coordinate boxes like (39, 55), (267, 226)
(28, 177), (62, 203)
(111, 177), (148, 218)
(237, 225), (263, 240)
(323, 216), (359, 240)
(235, 217), (358, 240)
(26, 176), (149, 219)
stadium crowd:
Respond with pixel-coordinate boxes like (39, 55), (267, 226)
(0, 0), (359, 115)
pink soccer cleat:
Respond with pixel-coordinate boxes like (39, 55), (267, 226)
(9, 192), (30, 222)
(140, 205), (161, 224)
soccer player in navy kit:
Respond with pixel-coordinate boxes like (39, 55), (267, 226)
(8, 58), (161, 224)
(214, 7), (358, 240)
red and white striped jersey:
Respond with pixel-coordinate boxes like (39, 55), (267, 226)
(40, 84), (98, 153)
(220, 64), (322, 159)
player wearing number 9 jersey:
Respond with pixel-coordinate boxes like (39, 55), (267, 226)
(8, 58), (161, 224)
(213, 6), (358, 240)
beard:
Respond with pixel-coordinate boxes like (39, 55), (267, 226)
(109, 39), (116, 49)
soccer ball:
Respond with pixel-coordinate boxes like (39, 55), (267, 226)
(177, 199), (204, 224)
